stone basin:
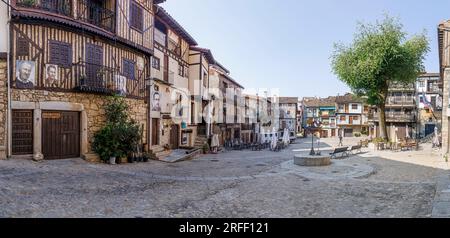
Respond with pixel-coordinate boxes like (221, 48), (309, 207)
(294, 154), (331, 167)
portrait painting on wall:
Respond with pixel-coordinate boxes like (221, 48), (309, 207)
(15, 60), (36, 89)
(152, 91), (161, 112)
(45, 64), (59, 88)
(114, 74), (127, 96)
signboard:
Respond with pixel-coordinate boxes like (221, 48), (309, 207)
(42, 112), (61, 119)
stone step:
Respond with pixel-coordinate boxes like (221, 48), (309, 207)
(154, 150), (172, 160)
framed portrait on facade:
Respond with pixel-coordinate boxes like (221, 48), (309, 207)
(114, 74), (127, 96)
(15, 60), (36, 89)
(152, 91), (161, 112)
(45, 64), (59, 88)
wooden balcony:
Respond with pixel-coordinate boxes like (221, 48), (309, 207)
(386, 98), (416, 107)
(17, 0), (73, 16)
(369, 112), (416, 122)
(16, 0), (115, 33)
(77, 0), (115, 33)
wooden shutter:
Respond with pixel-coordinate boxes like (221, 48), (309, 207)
(130, 1), (143, 31)
(17, 37), (29, 57)
(49, 41), (72, 68)
(123, 59), (135, 80)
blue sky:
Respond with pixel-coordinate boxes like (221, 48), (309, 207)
(161, 0), (450, 98)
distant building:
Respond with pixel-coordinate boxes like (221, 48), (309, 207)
(336, 94), (368, 137)
(278, 97), (299, 135)
(416, 73), (442, 138)
(302, 97), (336, 138)
(368, 82), (417, 140)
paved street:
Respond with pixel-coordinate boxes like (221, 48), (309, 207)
(0, 137), (449, 218)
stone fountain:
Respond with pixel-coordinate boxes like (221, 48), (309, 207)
(294, 122), (331, 167)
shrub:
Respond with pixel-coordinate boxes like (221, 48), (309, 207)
(202, 142), (210, 154)
(93, 95), (143, 163)
(354, 133), (361, 137)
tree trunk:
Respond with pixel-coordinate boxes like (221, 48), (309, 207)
(378, 84), (389, 141)
(378, 103), (389, 141)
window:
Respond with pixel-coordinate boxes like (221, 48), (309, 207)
(178, 63), (183, 76)
(353, 116), (359, 121)
(419, 96), (424, 103)
(339, 104), (344, 110)
(184, 66), (189, 78)
(17, 37), (29, 57)
(340, 116), (346, 121)
(130, 1), (143, 32)
(419, 81), (425, 87)
(352, 104), (358, 110)
(152, 57), (160, 70)
(49, 41), (72, 68)
(123, 59), (135, 80)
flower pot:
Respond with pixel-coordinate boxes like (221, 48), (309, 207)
(109, 157), (116, 165)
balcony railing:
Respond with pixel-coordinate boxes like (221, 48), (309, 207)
(77, 0), (115, 32)
(241, 124), (254, 131)
(386, 97), (415, 106)
(74, 61), (125, 95)
(17, 0), (73, 17)
(369, 113), (416, 122)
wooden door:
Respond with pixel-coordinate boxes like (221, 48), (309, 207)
(85, 43), (103, 87)
(42, 111), (80, 160)
(331, 129), (336, 137)
(12, 110), (33, 155)
(170, 124), (179, 149)
(151, 118), (159, 146)
(349, 116), (353, 125)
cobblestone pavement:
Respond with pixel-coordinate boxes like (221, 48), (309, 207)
(0, 137), (448, 218)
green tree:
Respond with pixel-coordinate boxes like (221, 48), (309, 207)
(331, 15), (429, 140)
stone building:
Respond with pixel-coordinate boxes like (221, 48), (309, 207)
(0, 0), (167, 161)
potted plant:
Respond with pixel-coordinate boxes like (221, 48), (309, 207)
(93, 95), (143, 165)
(21, 0), (36, 7)
(92, 123), (122, 164)
(202, 142), (210, 154)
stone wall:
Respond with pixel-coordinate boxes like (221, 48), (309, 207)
(0, 58), (7, 159)
(11, 89), (148, 156)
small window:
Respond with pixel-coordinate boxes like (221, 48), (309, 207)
(152, 57), (160, 70)
(130, 1), (143, 32)
(178, 63), (183, 76)
(184, 66), (189, 78)
(353, 116), (359, 121)
(123, 59), (135, 80)
(49, 41), (72, 68)
(340, 116), (346, 121)
(17, 37), (29, 57)
(352, 104), (358, 110)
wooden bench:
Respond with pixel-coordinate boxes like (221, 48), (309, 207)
(330, 147), (349, 159)
(350, 145), (362, 154)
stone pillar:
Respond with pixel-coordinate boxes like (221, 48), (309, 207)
(81, 110), (88, 157)
(33, 109), (43, 161)
(442, 68), (450, 154)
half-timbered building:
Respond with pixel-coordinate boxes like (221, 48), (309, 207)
(4, 0), (165, 161)
(149, 5), (196, 158)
